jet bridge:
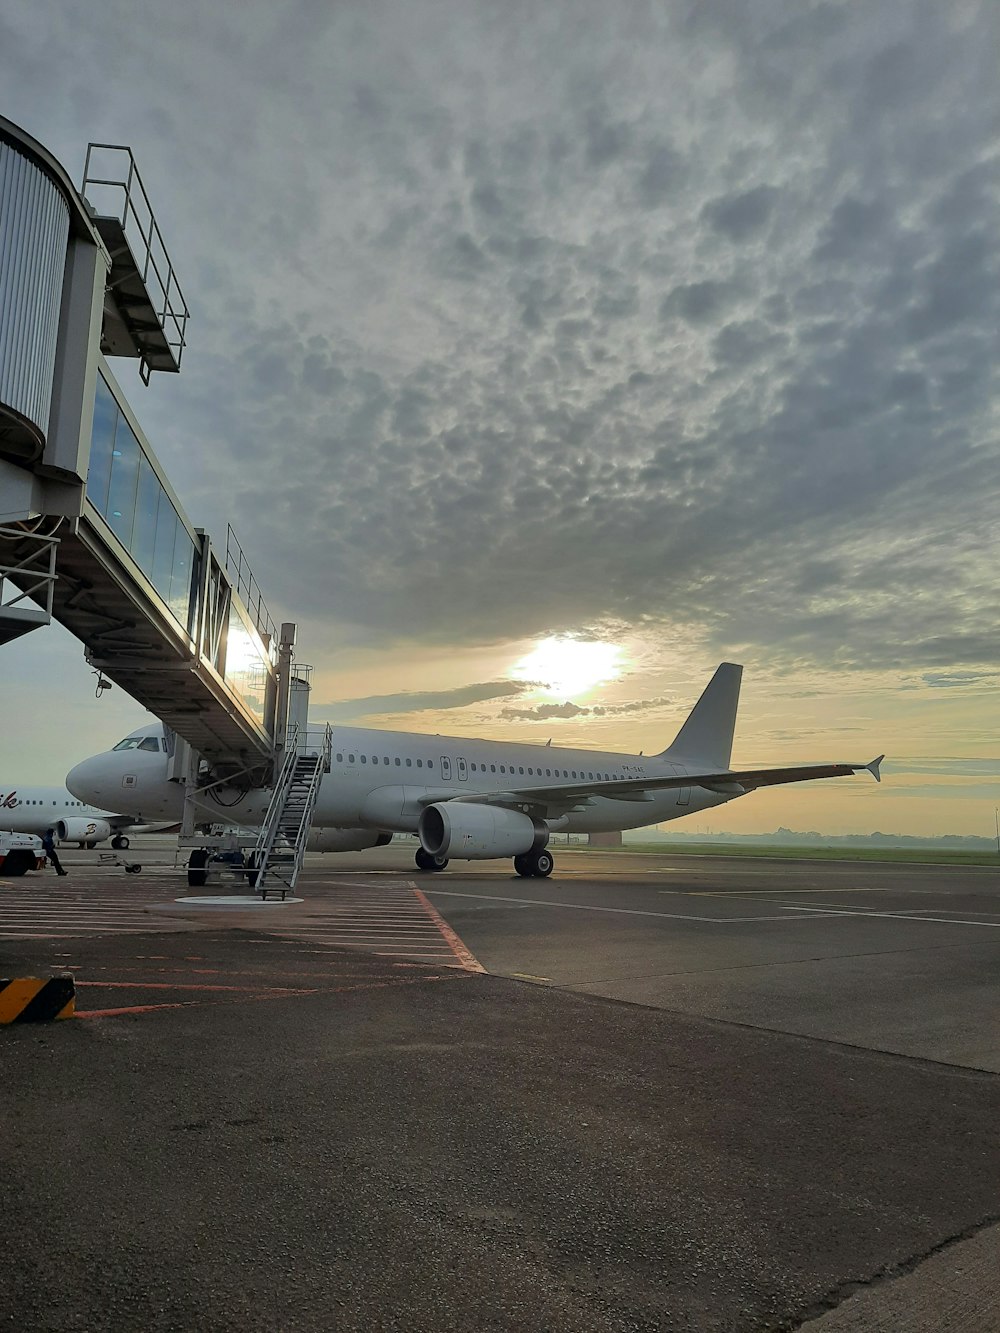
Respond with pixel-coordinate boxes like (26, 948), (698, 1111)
(0, 116), (290, 781)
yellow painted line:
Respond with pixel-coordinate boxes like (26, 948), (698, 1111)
(511, 973), (552, 983)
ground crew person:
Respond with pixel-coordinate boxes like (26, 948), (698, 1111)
(42, 828), (68, 876)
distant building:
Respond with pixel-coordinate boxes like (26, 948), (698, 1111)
(588, 831), (623, 848)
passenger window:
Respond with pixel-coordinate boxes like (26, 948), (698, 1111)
(361, 755), (367, 763)
(406, 759), (412, 767)
(491, 764), (496, 773)
(546, 769), (551, 777)
(336, 753), (343, 763)
(527, 767), (533, 775)
(395, 758), (401, 766)
(348, 754), (355, 763)
(417, 759), (423, 768)
(572, 771), (577, 779)
(428, 760), (433, 769)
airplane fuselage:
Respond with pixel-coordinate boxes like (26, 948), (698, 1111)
(67, 725), (732, 833)
(0, 786), (123, 843)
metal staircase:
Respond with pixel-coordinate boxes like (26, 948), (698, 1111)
(249, 725), (332, 899)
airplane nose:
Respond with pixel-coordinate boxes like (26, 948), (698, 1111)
(66, 755), (110, 804)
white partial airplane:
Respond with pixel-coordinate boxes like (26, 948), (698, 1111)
(64, 663), (883, 878)
(0, 784), (142, 848)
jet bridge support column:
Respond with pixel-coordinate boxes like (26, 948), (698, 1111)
(168, 734), (201, 840)
(273, 622), (297, 763)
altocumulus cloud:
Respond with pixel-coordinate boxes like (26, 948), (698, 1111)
(4, 0), (998, 678)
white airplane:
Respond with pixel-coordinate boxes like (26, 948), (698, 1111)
(64, 663), (883, 878)
(0, 784), (142, 849)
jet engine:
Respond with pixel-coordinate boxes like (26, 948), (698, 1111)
(418, 803), (547, 860)
(56, 817), (112, 847)
(307, 829), (393, 853)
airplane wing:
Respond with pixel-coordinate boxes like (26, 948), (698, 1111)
(419, 756), (884, 816)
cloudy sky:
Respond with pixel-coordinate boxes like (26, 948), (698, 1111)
(3, 0), (998, 836)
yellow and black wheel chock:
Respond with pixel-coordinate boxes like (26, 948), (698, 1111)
(0, 975), (76, 1023)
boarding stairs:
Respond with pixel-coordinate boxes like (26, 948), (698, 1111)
(249, 725), (332, 899)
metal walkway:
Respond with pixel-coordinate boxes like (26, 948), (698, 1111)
(1, 119), (286, 778)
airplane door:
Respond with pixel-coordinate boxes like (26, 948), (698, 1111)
(670, 764), (691, 806)
(440, 756), (452, 781)
(457, 757), (468, 781)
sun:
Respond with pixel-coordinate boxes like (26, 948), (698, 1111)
(512, 636), (623, 699)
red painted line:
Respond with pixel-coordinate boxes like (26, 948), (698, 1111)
(76, 1002), (197, 1017)
(411, 888), (486, 973)
(74, 981), (314, 993)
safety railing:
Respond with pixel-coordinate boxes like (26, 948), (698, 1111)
(81, 143), (190, 374)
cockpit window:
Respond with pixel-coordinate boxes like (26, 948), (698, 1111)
(112, 735), (160, 752)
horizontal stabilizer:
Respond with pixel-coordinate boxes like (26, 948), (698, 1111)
(867, 754), (884, 783)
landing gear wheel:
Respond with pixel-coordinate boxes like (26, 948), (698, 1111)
(111, 835), (130, 850)
(532, 849), (554, 877)
(125, 864), (142, 874)
(245, 853), (260, 888)
(187, 848), (209, 888)
(416, 848), (449, 872)
(515, 848), (554, 878)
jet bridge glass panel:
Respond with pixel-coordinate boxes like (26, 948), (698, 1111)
(86, 372), (196, 633)
(222, 601), (269, 724)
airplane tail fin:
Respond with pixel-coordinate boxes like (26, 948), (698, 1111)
(658, 663), (743, 769)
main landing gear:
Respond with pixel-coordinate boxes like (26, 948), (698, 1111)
(514, 848), (554, 879)
(111, 834), (130, 850)
(415, 848), (449, 872)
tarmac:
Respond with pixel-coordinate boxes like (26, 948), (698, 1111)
(2, 840), (998, 1331)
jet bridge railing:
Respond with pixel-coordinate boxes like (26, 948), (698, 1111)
(81, 144), (189, 379)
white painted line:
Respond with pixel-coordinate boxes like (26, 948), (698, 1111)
(674, 886), (895, 896)
(423, 888), (832, 923)
(774, 904), (1000, 928)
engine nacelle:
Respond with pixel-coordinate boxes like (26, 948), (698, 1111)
(419, 803), (546, 861)
(307, 829), (393, 853)
(56, 817), (112, 846)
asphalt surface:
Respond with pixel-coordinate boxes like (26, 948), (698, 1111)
(3, 843), (999, 1331)
(422, 849), (1000, 1071)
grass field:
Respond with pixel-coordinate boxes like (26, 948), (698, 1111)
(573, 842), (1000, 868)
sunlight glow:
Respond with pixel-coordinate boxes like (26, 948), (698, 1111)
(512, 636), (623, 699)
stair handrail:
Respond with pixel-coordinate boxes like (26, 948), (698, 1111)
(250, 725), (302, 887)
(251, 723), (333, 896)
(277, 747), (327, 893)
